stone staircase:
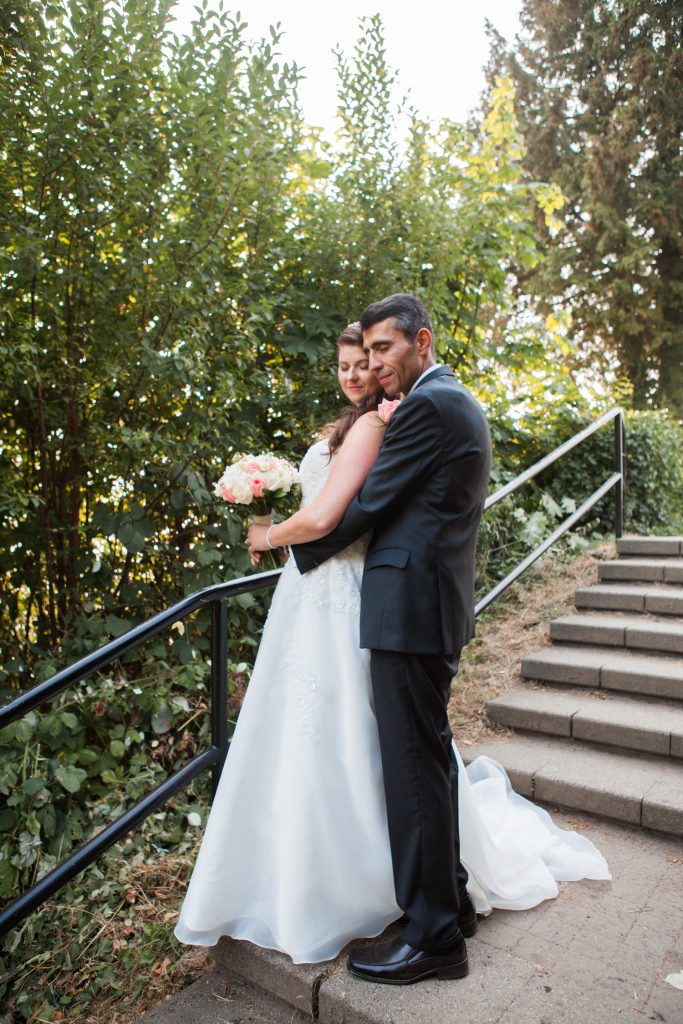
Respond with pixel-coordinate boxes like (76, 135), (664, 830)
(465, 535), (683, 836)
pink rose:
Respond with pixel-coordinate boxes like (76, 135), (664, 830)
(377, 398), (401, 424)
(251, 477), (265, 498)
(220, 484), (237, 503)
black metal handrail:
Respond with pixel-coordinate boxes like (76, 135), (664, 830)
(476, 406), (625, 613)
(0, 406), (625, 935)
(0, 570), (283, 935)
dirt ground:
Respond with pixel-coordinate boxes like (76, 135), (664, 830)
(449, 539), (615, 747)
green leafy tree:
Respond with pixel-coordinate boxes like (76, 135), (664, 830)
(280, 21), (567, 400)
(487, 0), (683, 412)
(0, 0), (302, 679)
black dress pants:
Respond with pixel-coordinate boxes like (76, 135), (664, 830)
(370, 649), (466, 951)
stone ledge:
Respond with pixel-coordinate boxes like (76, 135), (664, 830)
(521, 646), (683, 701)
(463, 736), (683, 836)
(140, 814), (683, 1024)
(318, 945), (536, 1024)
(211, 935), (333, 1017)
(599, 558), (683, 583)
(136, 970), (311, 1024)
(575, 583), (683, 616)
(548, 613), (683, 654)
(488, 686), (683, 758)
(617, 536), (683, 556)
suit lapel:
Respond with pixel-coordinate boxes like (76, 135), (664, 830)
(382, 366), (455, 442)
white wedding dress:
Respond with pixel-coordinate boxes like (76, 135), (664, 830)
(174, 440), (610, 963)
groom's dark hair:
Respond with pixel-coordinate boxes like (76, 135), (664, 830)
(359, 293), (433, 343)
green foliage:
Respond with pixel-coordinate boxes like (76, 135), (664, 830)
(514, 407), (683, 539)
(0, 0), (302, 690)
(0, 790), (208, 1022)
(0, 636), (214, 902)
(488, 0), (683, 412)
(0, 628), (261, 1021)
(476, 406), (683, 596)
(621, 412), (683, 534)
(476, 476), (589, 598)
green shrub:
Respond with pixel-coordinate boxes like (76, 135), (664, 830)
(473, 407), (683, 601)
(535, 409), (683, 537)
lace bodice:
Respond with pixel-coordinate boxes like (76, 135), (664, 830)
(285, 439), (368, 617)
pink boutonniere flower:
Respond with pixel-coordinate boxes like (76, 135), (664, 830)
(377, 398), (401, 424)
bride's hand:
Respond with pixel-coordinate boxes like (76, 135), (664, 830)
(247, 523), (269, 559)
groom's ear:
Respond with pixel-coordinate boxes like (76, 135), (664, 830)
(414, 327), (433, 356)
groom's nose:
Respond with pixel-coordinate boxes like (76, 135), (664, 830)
(368, 349), (382, 373)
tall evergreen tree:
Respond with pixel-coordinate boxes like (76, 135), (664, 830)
(489, 0), (683, 412)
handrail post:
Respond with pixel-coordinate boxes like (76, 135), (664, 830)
(210, 598), (229, 798)
(614, 409), (625, 538)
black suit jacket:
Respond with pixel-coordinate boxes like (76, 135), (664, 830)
(292, 367), (491, 656)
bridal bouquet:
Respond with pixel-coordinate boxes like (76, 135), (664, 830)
(214, 453), (299, 568)
(214, 453), (299, 517)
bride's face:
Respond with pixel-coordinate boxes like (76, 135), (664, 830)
(337, 343), (380, 406)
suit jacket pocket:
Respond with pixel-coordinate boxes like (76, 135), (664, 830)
(364, 547), (410, 571)
(361, 550), (444, 654)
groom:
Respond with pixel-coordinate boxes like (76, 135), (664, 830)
(292, 293), (491, 985)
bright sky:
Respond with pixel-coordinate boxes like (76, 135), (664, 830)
(169, 1), (523, 133)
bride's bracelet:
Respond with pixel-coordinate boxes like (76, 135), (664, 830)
(265, 525), (276, 549)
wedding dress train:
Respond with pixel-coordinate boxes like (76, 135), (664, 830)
(174, 440), (609, 963)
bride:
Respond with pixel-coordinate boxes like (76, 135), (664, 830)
(174, 323), (609, 965)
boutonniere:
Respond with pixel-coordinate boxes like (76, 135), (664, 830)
(377, 398), (401, 424)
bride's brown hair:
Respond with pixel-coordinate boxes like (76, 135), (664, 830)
(326, 322), (384, 456)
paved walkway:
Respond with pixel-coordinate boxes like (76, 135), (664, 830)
(141, 809), (683, 1024)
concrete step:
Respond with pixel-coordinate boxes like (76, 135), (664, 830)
(137, 969), (310, 1023)
(617, 535), (683, 556)
(463, 734), (683, 836)
(575, 582), (683, 616)
(521, 645), (683, 700)
(598, 557), (683, 583)
(550, 612), (683, 654)
(487, 686), (683, 758)
(211, 936), (334, 1019)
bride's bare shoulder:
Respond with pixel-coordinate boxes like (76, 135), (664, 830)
(355, 410), (385, 430)
(340, 410), (385, 450)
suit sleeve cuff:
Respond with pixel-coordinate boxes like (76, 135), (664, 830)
(290, 544), (318, 574)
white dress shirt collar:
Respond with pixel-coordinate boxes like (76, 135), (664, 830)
(409, 363), (442, 393)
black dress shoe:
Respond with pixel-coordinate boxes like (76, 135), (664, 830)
(347, 933), (468, 985)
